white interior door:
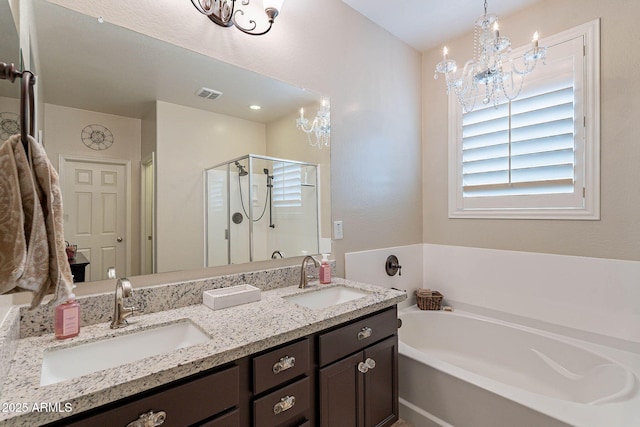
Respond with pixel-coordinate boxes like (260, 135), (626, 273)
(61, 157), (129, 281)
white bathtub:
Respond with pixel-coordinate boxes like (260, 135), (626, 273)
(398, 306), (640, 427)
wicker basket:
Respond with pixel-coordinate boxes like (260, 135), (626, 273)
(415, 290), (443, 311)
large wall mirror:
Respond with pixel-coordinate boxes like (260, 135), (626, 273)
(16, 0), (331, 285)
(0, 1), (21, 139)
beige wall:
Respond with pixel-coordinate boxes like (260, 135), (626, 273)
(48, 0), (423, 276)
(155, 101), (266, 273)
(423, 0), (640, 261)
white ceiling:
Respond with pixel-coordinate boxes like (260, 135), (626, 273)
(342, 0), (541, 52)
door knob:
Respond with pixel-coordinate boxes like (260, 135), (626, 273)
(117, 236), (123, 242)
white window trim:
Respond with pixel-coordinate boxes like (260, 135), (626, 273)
(448, 19), (600, 220)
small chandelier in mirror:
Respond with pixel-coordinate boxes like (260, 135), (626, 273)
(434, 0), (546, 112)
(191, 0), (284, 36)
(297, 99), (330, 150)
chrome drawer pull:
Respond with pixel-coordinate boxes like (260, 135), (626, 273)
(273, 395), (296, 415)
(272, 355), (296, 374)
(127, 410), (167, 427)
(357, 326), (372, 340)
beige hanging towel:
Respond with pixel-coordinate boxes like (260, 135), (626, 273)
(0, 134), (72, 308)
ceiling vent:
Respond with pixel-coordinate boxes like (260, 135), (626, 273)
(196, 87), (223, 100)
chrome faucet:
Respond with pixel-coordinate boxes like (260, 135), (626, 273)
(299, 255), (320, 289)
(110, 275), (141, 329)
(271, 250), (285, 259)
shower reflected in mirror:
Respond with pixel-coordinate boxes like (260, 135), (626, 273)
(205, 154), (319, 266)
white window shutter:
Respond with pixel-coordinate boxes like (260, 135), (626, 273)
(448, 20), (600, 219)
(272, 161), (302, 208)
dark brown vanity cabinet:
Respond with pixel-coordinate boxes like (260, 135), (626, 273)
(318, 307), (399, 427)
(43, 306), (398, 427)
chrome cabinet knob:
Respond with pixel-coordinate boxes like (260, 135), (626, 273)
(357, 326), (372, 341)
(364, 357), (376, 369)
(273, 395), (295, 414)
(126, 410), (166, 427)
(358, 357), (376, 373)
(272, 355), (296, 374)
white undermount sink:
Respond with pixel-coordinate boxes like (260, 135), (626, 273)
(40, 320), (210, 386)
(285, 285), (371, 309)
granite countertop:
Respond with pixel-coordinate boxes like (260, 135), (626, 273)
(0, 278), (406, 426)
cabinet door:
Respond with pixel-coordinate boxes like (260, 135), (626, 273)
(319, 352), (364, 427)
(363, 336), (398, 427)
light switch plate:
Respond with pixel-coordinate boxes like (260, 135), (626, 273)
(333, 220), (343, 240)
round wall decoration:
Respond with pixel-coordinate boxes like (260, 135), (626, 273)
(0, 112), (20, 141)
(81, 124), (114, 150)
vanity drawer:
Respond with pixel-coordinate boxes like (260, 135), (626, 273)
(253, 338), (310, 394)
(61, 365), (239, 427)
(318, 307), (397, 367)
(253, 376), (310, 427)
(200, 408), (240, 427)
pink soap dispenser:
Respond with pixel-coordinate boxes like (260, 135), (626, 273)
(319, 254), (331, 284)
(55, 288), (80, 339)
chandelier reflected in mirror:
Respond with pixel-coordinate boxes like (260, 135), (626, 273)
(191, 0), (284, 36)
(434, 0), (546, 112)
(296, 99), (330, 149)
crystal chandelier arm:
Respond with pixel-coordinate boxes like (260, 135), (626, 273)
(297, 117), (318, 134)
(510, 47), (547, 75)
(446, 59), (475, 96)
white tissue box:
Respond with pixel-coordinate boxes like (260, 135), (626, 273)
(203, 284), (261, 310)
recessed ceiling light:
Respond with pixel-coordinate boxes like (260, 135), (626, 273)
(249, 105), (261, 110)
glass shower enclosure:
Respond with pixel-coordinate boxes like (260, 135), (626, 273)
(205, 154), (320, 266)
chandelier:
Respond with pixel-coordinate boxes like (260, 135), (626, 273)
(296, 99), (330, 149)
(191, 0), (284, 36)
(434, 0), (546, 112)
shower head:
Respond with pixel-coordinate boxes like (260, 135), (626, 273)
(235, 161), (248, 176)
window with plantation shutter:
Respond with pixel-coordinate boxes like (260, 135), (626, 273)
(448, 20), (600, 219)
(272, 161), (302, 208)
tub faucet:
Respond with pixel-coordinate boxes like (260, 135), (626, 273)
(299, 255), (320, 289)
(110, 275), (141, 329)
